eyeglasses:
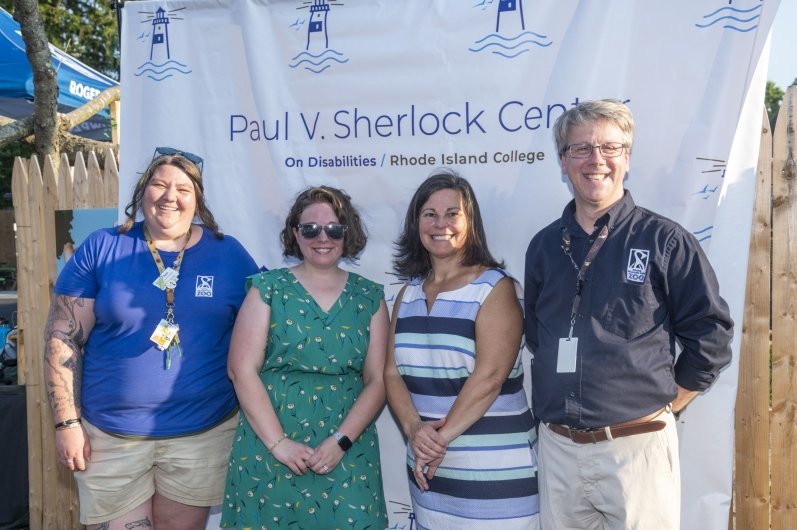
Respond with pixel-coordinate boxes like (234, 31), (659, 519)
(296, 223), (348, 240)
(153, 147), (204, 172)
(565, 142), (627, 159)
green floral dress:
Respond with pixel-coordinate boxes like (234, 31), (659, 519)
(221, 268), (387, 530)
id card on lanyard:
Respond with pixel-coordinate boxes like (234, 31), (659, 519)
(558, 224), (609, 373)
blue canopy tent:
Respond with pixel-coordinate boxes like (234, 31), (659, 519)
(0, 7), (118, 141)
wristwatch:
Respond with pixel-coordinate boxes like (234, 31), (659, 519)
(333, 431), (352, 451)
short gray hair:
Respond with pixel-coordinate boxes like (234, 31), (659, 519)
(553, 99), (634, 157)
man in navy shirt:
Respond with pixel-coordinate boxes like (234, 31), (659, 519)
(524, 99), (733, 529)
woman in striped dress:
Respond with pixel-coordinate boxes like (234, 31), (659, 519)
(385, 170), (539, 529)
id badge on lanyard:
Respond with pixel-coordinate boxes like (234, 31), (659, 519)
(144, 227), (191, 367)
(558, 224), (609, 373)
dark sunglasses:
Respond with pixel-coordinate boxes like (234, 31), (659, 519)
(153, 146), (204, 173)
(296, 223), (347, 240)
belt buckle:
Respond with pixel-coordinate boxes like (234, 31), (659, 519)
(570, 426), (598, 434)
(571, 426), (612, 443)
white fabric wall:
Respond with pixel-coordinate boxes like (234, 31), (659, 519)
(120, 2), (779, 528)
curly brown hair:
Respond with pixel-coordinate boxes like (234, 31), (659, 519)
(281, 186), (367, 260)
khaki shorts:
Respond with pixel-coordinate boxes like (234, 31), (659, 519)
(74, 413), (237, 525)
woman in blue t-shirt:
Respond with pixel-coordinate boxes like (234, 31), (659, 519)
(43, 148), (258, 530)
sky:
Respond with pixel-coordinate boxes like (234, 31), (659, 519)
(768, 0), (796, 89)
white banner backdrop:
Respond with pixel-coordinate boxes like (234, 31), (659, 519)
(120, 2), (778, 528)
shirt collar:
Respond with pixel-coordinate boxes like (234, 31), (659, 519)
(559, 190), (636, 236)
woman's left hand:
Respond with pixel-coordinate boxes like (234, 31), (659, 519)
(306, 435), (344, 475)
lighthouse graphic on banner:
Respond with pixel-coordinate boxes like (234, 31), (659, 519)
(495, 0), (525, 33)
(135, 6), (192, 82)
(306, 0), (330, 51)
(288, 0), (348, 74)
(150, 7), (171, 61)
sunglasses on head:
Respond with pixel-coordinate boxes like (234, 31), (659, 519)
(153, 146), (204, 173)
(296, 223), (347, 240)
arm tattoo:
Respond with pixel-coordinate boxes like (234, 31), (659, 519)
(44, 295), (90, 415)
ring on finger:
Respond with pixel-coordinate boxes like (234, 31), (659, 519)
(322, 465), (329, 472)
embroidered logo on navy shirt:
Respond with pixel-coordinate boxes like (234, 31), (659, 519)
(626, 249), (649, 283)
(195, 276), (214, 297)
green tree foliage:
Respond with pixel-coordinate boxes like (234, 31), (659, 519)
(765, 80), (784, 131)
(0, 0), (119, 79)
(0, 1), (118, 208)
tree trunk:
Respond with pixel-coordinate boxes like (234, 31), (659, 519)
(14, 0), (59, 163)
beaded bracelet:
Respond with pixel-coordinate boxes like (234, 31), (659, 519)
(55, 418), (82, 431)
(268, 433), (288, 452)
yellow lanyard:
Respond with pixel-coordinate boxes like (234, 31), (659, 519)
(144, 226), (191, 368)
(144, 226), (191, 319)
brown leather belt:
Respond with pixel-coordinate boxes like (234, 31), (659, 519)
(547, 419), (666, 444)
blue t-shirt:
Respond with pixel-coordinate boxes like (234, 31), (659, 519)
(54, 222), (258, 436)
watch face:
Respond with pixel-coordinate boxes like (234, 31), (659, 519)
(336, 433), (353, 451)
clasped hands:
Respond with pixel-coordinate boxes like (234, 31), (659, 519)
(270, 435), (343, 476)
(410, 417), (448, 491)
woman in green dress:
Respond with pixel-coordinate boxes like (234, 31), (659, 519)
(221, 186), (389, 529)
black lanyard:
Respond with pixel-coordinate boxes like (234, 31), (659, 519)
(561, 224), (609, 337)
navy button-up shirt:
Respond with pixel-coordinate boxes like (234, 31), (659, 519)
(524, 191), (733, 428)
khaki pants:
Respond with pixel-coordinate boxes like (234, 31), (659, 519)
(538, 410), (680, 530)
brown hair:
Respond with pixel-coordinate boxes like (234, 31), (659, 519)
(281, 186), (367, 260)
(118, 155), (223, 238)
(393, 168), (503, 278)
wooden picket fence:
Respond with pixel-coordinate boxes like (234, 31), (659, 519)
(733, 84), (797, 530)
(11, 148), (118, 530)
(9, 85), (797, 529)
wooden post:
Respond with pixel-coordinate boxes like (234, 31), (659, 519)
(771, 85), (797, 530)
(72, 153), (89, 209)
(732, 110), (773, 529)
(11, 158), (30, 386)
(110, 100), (120, 145)
(12, 150), (119, 529)
(103, 148), (119, 208)
(57, 153), (74, 211)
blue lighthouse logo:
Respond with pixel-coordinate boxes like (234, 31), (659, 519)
(495, 0), (525, 33)
(150, 7), (171, 61)
(289, 0), (349, 74)
(307, 0), (329, 50)
(470, 0), (552, 59)
(134, 6), (192, 82)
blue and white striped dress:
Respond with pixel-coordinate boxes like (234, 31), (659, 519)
(394, 268), (539, 530)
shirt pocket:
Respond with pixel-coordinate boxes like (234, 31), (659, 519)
(599, 280), (665, 340)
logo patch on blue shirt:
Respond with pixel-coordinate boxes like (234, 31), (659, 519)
(626, 249), (649, 283)
(195, 276), (214, 297)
